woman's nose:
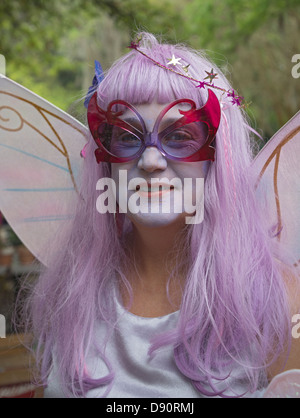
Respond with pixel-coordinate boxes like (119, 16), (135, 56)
(137, 147), (167, 172)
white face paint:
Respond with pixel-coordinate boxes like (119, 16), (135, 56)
(111, 101), (209, 228)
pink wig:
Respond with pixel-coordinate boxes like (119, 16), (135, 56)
(19, 32), (291, 397)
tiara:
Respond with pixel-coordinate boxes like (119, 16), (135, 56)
(128, 37), (244, 107)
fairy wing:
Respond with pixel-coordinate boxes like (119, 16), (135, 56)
(0, 75), (89, 266)
(263, 369), (300, 398)
(251, 110), (300, 270)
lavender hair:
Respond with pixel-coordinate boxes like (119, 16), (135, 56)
(18, 32), (292, 397)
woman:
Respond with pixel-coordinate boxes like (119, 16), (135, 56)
(23, 32), (299, 398)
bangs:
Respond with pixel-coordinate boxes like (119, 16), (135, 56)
(96, 45), (222, 109)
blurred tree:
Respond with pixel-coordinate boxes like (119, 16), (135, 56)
(233, 13), (300, 137)
(183, 0), (300, 137)
(183, 0), (300, 53)
(1, 0), (299, 136)
(0, 0), (182, 110)
(0, 0), (182, 70)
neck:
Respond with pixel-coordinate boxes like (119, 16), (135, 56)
(121, 220), (189, 317)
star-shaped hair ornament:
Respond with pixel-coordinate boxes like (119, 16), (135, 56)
(204, 68), (218, 84)
(129, 34), (143, 50)
(127, 36), (246, 107)
(196, 81), (206, 89)
(227, 90), (244, 106)
(167, 54), (182, 66)
(182, 64), (191, 73)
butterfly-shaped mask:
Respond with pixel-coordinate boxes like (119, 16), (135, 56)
(87, 89), (221, 164)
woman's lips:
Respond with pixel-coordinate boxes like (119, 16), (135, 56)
(135, 183), (175, 198)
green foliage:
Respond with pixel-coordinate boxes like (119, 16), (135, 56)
(182, 0), (300, 136)
(0, 0), (299, 135)
(0, 0), (182, 111)
(183, 0), (300, 53)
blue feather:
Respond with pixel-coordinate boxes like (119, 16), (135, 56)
(84, 60), (104, 108)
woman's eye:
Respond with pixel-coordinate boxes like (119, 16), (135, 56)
(118, 133), (139, 143)
(165, 130), (194, 142)
(111, 128), (139, 143)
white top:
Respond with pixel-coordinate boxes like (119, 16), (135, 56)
(44, 299), (267, 398)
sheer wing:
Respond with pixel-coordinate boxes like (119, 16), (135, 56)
(263, 369), (300, 398)
(251, 111), (300, 270)
(0, 75), (89, 266)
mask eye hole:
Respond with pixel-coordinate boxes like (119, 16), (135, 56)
(161, 122), (209, 158)
(98, 124), (142, 158)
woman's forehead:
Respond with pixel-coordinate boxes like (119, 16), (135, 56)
(119, 100), (192, 130)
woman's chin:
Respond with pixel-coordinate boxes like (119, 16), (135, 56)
(127, 211), (187, 229)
